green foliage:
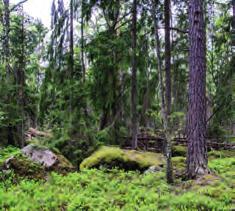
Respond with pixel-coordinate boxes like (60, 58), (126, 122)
(209, 157), (235, 175)
(166, 192), (229, 210)
(0, 154), (234, 211)
(37, 126), (99, 168)
(172, 145), (186, 157)
(0, 147), (46, 184)
(80, 146), (165, 171)
(208, 150), (235, 159)
(0, 146), (21, 166)
(207, 123), (227, 137)
(0, 146), (234, 210)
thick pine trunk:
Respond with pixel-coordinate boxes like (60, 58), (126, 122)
(131, 0), (138, 149)
(186, 0), (208, 179)
(164, 0), (171, 115)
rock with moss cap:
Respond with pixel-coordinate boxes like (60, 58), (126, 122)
(1, 145), (75, 180)
(80, 146), (165, 172)
(21, 144), (75, 174)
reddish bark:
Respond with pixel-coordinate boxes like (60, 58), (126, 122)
(186, 0), (208, 178)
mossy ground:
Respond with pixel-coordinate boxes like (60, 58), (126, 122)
(0, 147), (234, 210)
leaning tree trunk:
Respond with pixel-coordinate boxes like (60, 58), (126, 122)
(186, 0), (208, 179)
(131, 0), (138, 149)
(151, 0), (173, 184)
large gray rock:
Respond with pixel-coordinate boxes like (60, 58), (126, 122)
(21, 144), (75, 173)
(22, 145), (58, 168)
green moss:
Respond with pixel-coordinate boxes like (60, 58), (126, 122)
(209, 157), (235, 174)
(4, 154), (47, 180)
(51, 153), (75, 174)
(172, 146), (186, 157)
(0, 168), (233, 210)
(172, 156), (186, 179)
(208, 150), (235, 159)
(1, 146), (75, 180)
(0, 146), (21, 166)
(80, 146), (165, 171)
(172, 156), (185, 169)
(167, 191), (231, 210)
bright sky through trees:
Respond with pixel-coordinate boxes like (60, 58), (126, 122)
(12, 0), (69, 27)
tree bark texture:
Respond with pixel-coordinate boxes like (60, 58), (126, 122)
(131, 0), (138, 149)
(81, 0), (86, 82)
(16, 6), (26, 147)
(186, 0), (208, 179)
(69, 0), (74, 75)
(164, 0), (171, 115)
(3, 0), (10, 78)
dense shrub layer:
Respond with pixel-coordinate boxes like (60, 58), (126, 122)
(0, 156), (234, 210)
(0, 147), (234, 210)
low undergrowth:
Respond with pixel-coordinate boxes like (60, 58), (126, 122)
(0, 147), (234, 210)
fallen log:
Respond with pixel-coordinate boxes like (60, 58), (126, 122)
(121, 136), (235, 151)
(25, 128), (52, 140)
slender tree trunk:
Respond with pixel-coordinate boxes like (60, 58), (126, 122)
(69, 0), (74, 119)
(69, 0), (74, 74)
(81, 0), (86, 82)
(131, 0), (138, 149)
(3, 0), (14, 146)
(141, 33), (150, 127)
(186, 0), (208, 179)
(0, 6), (3, 80)
(3, 0), (10, 79)
(17, 6), (26, 147)
(164, 0), (171, 115)
(151, 0), (173, 184)
(233, 0), (235, 31)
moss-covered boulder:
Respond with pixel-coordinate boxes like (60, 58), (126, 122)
(1, 145), (75, 180)
(80, 146), (165, 172)
(22, 144), (75, 174)
(3, 154), (47, 180)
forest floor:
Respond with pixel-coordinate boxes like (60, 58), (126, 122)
(0, 147), (234, 210)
